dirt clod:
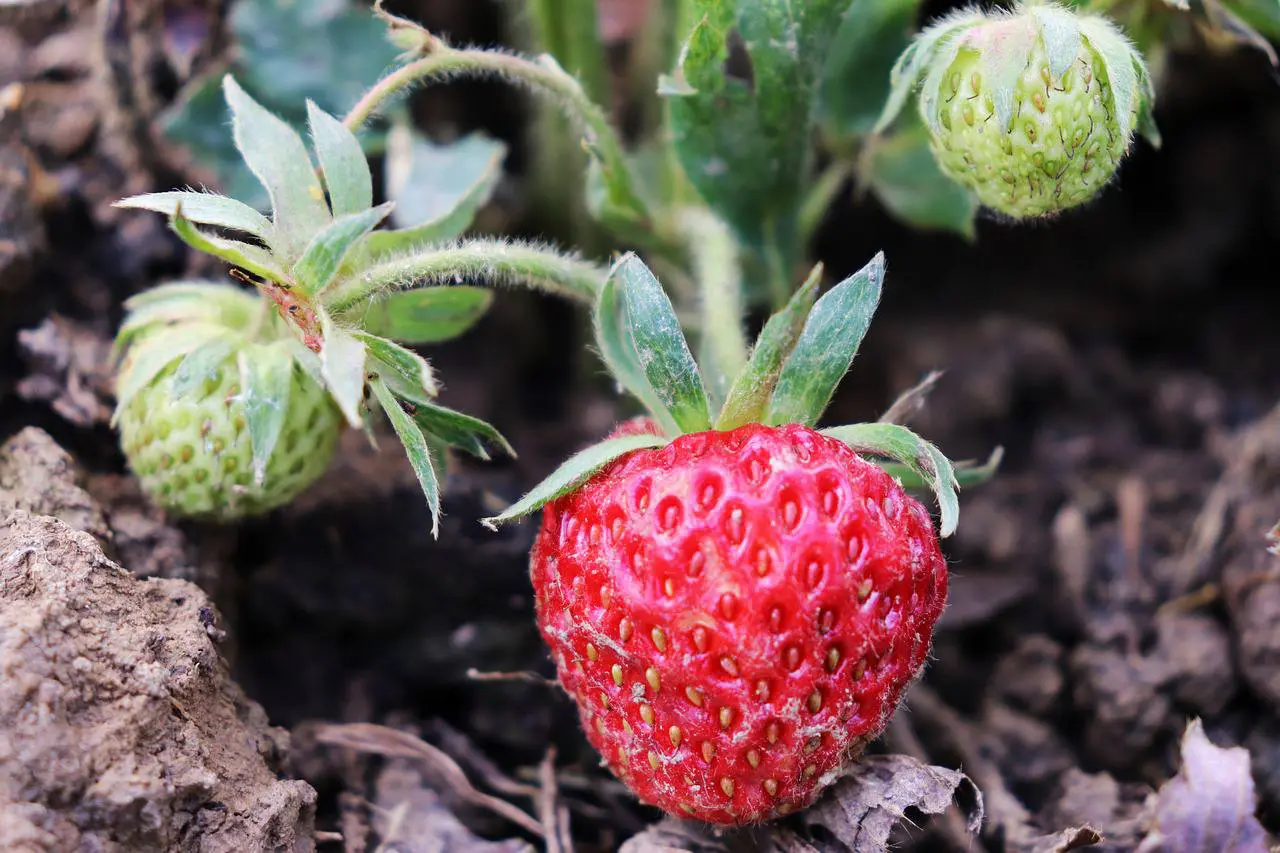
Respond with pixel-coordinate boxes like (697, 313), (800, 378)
(0, 426), (108, 542)
(0, 511), (315, 852)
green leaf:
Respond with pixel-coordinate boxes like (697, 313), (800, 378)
(1219, 0), (1280, 43)
(875, 10), (982, 133)
(877, 446), (1002, 490)
(234, 0), (402, 119)
(917, 32), (967, 135)
(412, 400), (515, 460)
(1133, 52), (1161, 148)
(161, 0), (399, 211)
(370, 377), (442, 537)
(717, 263), (822, 430)
(480, 433), (669, 529)
(362, 129), (506, 256)
(171, 337), (240, 399)
(821, 422), (960, 536)
(594, 268), (679, 436)
(982, 21), (1038, 133)
(662, 0), (849, 245)
(863, 112), (978, 238)
(318, 313), (367, 428)
(116, 281), (259, 353)
(615, 253), (711, 434)
(1079, 16), (1139, 141)
(293, 202), (394, 296)
(224, 74), (330, 256)
(352, 331), (438, 400)
(345, 287), (493, 344)
(1030, 4), (1083, 80)
(112, 324), (228, 423)
(161, 76), (272, 208)
(237, 342), (295, 485)
(115, 191), (275, 242)
(766, 252), (885, 427)
(819, 0), (924, 138)
(170, 207), (290, 283)
(307, 101), (373, 217)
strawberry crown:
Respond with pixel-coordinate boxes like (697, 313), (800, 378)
(875, 0), (1159, 145)
(483, 252), (1001, 536)
(113, 76), (608, 535)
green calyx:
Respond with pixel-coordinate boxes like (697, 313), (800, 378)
(484, 251), (1003, 536)
(876, 0), (1158, 219)
(112, 76), (598, 532)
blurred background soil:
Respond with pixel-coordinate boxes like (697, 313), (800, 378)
(3, 0), (1280, 850)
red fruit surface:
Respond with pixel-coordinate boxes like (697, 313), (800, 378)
(530, 422), (948, 824)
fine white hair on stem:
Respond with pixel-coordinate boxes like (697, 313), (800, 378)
(326, 237), (608, 312)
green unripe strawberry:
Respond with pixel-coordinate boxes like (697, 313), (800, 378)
(877, 1), (1158, 219)
(118, 335), (341, 520)
(111, 282), (347, 521)
(109, 75), (565, 527)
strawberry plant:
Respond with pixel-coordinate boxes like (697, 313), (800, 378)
(483, 251), (979, 824)
(112, 76), (606, 528)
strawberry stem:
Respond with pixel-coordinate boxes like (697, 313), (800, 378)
(342, 38), (649, 228)
(678, 206), (747, 409)
(323, 239), (608, 313)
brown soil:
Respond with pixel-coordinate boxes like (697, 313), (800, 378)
(4, 2), (1280, 852)
(0, 492), (315, 850)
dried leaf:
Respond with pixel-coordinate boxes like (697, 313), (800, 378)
(618, 819), (731, 853)
(312, 722), (545, 839)
(371, 763), (534, 853)
(1023, 826), (1103, 853)
(1135, 719), (1272, 853)
(799, 755), (982, 852)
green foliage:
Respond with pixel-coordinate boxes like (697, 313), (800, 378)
(860, 113), (978, 238)
(117, 69), (614, 527)
(365, 129), (507, 257)
(818, 0), (923, 138)
(162, 0), (402, 208)
(481, 434), (670, 528)
(821, 422), (959, 536)
(660, 0), (848, 277)
(765, 253), (884, 427)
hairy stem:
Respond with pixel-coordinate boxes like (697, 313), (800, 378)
(326, 240), (607, 313)
(679, 206), (747, 408)
(762, 230), (793, 311)
(527, 0), (611, 107)
(342, 39), (648, 225)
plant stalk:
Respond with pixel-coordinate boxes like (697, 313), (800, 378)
(679, 206), (748, 407)
(342, 39), (648, 227)
(326, 240), (607, 313)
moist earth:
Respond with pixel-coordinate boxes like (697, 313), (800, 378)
(3, 1), (1280, 851)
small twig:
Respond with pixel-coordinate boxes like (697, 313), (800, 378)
(1155, 582), (1221, 618)
(879, 370), (944, 427)
(314, 722), (545, 838)
(372, 801), (411, 853)
(537, 748), (573, 853)
(466, 667), (558, 686)
(429, 720), (543, 800)
(907, 686), (1039, 845)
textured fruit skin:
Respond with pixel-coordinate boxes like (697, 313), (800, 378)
(118, 351), (341, 520)
(531, 423), (948, 824)
(926, 22), (1131, 218)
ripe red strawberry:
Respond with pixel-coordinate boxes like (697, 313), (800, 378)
(486, 252), (991, 825)
(531, 422), (947, 823)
